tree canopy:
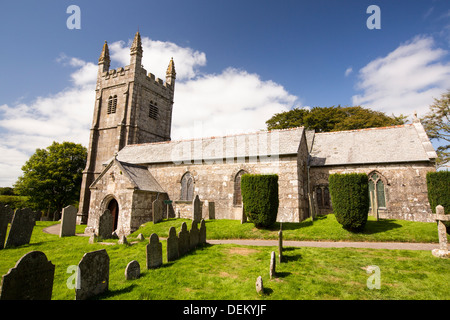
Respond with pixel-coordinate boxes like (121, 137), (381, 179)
(265, 105), (406, 132)
(14, 141), (87, 213)
(420, 90), (450, 168)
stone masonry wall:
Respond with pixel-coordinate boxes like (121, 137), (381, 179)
(309, 162), (436, 222)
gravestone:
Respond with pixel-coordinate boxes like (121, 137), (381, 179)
(167, 227), (179, 262)
(76, 249), (109, 300)
(208, 201), (215, 219)
(60, 205), (78, 237)
(189, 221), (199, 250)
(0, 205), (13, 249)
(5, 208), (35, 248)
(152, 198), (164, 224)
(278, 224), (283, 263)
(256, 276), (264, 295)
(0, 251), (55, 300)
(432, 205), (450, 258)
(98, 209), (113, 239)
(178, 222), (190, 257)
(199, 219), (206, 245)
(192, 195), (202, 222)
(270, 251), (276, 279)
(146, 233), (163, 269)
(137, 233), (145, 241)
(125, 260), (140, 280)
(241, 206), (247, 224)
(118, 235), (128, 245)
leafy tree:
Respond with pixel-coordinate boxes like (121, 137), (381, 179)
(14, 141), (87, 214)
(266, 105), (406, 132)
(420, 90), (450, 168)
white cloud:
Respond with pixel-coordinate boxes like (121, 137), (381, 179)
(345, 67), (353, 77)
(0, 35), (298, 186)
(352, 35), (450, 117)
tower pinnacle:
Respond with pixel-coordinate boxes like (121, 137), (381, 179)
(98, 41), (110, 72)
(166, 57), (176, 87)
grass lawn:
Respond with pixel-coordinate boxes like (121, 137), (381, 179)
(129, 214), (443, 243)
(0, 218), (448, 300)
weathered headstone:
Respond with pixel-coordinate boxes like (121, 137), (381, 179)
(189, 221), (199, 250)
(98, 209), (113, 239)
(5, 208), (35, 248)
(278, 223), (283, 263)
(137, 233), (145, 241)
(270, 251), (276, 279)
(167, 227), (179, 262)
(152, 198), (164, 224)
(199, 219), (206, 245)
(0, 205), (12, 249)
(208, 201), (215, 220)
(256, 276), (264, 295)
(60, 205), (78, 237)
(178, 222), (190, 257)
(241, 206), (247, 224)
(125, 260), (140, 280)
(432, 205), (450, 258)
(192, 194), (202, 222)
(146, 233), (163, 269)
(0, 251), (55, 300)
(118, 234), (128, 245)
(76, 249), (109, 300)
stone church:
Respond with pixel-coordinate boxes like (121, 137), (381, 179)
(78, 32), (438, 236)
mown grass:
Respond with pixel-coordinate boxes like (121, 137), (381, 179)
(129, 214), (442, 243)
(0, 219), (449, 300)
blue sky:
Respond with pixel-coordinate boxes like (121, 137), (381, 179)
(1, 0), (450, 186)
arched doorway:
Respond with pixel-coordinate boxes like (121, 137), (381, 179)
(107, 198), (119, 232)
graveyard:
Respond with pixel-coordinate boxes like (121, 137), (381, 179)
(0, 210), (449, 300)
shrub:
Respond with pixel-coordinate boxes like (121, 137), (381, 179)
(241, 174), (279, 228)
(426, 171), (450, 214)
(329, 173), (370, 232)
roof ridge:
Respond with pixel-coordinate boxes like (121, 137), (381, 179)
(314, 124), (412, 135)
(123, 126), (305, 148)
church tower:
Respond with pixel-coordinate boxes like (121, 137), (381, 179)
(77, 32), (176, 223)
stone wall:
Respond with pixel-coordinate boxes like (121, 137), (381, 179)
(148, 151), (309, 223)
(309, 161), (436, 222)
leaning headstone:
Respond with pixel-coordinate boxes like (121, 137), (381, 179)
(192, 194), (202, 222)
(256, 276), (264, 295)
(0, 205), (12, 249)
(167, 227), (179, 262)
(152, 198), (164, 224)
(432, 205), (450, 258)
(98, 209), (113, 239)
(76, 249), (109, 300)
(189, 221), (199, 250)
(270, 251), (276, 279)
(208, 201), (215, 219)
(146, 233), (163, 269)
(60, 205), (78, 237)
(199, 219), (206, 245)
(178, 222), (190, 257)
(0, 251), (55, 300)
(125, 260), (140, 280)
(5, 208), (35, 248)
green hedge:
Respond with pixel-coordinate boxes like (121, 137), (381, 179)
(426, 171), (450, 214)
(329, 173), (370, 232)
(241, 174), (279, 228)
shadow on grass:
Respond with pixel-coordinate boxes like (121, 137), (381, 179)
(361, 219), (402, 235)
(95, 284), (137, 299)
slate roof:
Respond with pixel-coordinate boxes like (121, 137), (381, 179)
(309, 122), (437, 166)
(118, 161), (165, 192)
(116, 127), (305, 165)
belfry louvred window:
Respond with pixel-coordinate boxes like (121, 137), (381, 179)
(107, 95), (117, 114)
